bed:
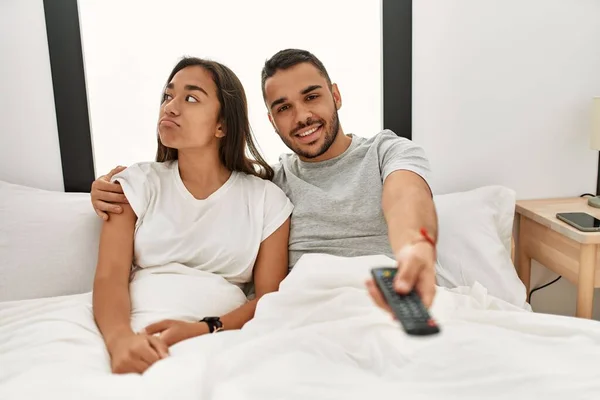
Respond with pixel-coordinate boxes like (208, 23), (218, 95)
(1, 180), (599, 399)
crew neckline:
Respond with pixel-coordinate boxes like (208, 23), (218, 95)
(172, 160), (237, 203)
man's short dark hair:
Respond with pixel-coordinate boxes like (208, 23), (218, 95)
(261, 49), (332, 100)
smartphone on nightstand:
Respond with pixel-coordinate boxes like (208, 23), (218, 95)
(556, 212), (600, 232)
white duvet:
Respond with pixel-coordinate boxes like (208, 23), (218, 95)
(1, 254), (600, 400)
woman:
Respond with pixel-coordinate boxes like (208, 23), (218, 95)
(92, 57), (293, 375)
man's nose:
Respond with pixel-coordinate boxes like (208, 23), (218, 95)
(294, 103), (312, 126)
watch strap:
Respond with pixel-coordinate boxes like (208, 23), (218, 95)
(200, 316), (223, 333)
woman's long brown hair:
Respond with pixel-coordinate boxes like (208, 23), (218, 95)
(155, 57), (273, 180)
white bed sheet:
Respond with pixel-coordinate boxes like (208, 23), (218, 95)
(0, 266), (245, 400)
(2, 254), (600, 400)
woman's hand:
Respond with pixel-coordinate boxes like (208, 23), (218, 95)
(143, 320), (209, 347)
(107, 332), (169, 374)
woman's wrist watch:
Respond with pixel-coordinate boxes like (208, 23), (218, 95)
(200, 316), (223, 333)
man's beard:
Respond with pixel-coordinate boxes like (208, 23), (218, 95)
(279, 108), (341, 160)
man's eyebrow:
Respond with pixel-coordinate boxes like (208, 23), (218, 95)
(166, 83), (208, 97)
(270, 97), (287, 111)
(270, 85), (324, 110)
(301, 85), (322, 95)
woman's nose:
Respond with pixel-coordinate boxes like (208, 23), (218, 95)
(164, 99), (180, 116)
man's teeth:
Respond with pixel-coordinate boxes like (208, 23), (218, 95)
(298, 126), (320, 137)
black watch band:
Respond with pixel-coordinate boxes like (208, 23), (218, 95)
(200, 316), (223, 333)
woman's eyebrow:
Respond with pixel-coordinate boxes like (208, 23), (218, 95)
(166, 83), (208, 97)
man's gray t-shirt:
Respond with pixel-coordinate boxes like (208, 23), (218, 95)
(272, 129), (432, 269)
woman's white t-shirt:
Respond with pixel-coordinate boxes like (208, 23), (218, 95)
(112, 161), (294, 287)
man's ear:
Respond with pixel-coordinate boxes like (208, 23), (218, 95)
(332, 83), (342, 110)
(268, 113), (277, 132)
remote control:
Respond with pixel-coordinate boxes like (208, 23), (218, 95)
(371, 267), (440, 336)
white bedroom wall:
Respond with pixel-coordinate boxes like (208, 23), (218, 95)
(0, 0), (64, 192)
(413, 0), (600, 319)
(77, 0), (383, 176)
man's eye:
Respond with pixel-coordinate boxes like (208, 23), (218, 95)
(278, 105), (289, 113)
(306, 94), (318, 101)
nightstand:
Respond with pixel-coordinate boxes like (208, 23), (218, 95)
(514, 198), (600, 319)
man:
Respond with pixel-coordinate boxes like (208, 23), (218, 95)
(90, 49), (438, 310)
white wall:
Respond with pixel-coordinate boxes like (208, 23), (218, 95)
(414, 0), (600, 199)
(78, 0), (383, 176)
(413, 0), (600, 319)
(0, 0), (64, 192)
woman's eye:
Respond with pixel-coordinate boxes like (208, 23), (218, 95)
(186, 95), (198, 103)
(162, 93), (173, 102)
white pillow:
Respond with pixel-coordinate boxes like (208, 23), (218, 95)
(0, 180), (102, 302)
(433, 185), (529, 310)
(0, 180), (527, 309)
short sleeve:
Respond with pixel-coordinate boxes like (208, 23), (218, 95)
(110, 163), (153, 221)
(377, 130), (432, 189)
(261, 180), (294, 241)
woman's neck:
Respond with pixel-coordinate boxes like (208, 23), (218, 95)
(177, 148), (231, 200)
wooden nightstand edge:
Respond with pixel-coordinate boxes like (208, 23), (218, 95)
(515, 206), (600, 244)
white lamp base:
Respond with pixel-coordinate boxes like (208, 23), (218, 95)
(588, 196), (600, 208)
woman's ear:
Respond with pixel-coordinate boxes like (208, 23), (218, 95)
(216, 123), (226, 138)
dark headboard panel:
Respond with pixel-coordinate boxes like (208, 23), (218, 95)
(43, 0), (413, 192)
(43, 0), (95, 193)
(383, 0), (412, 140)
